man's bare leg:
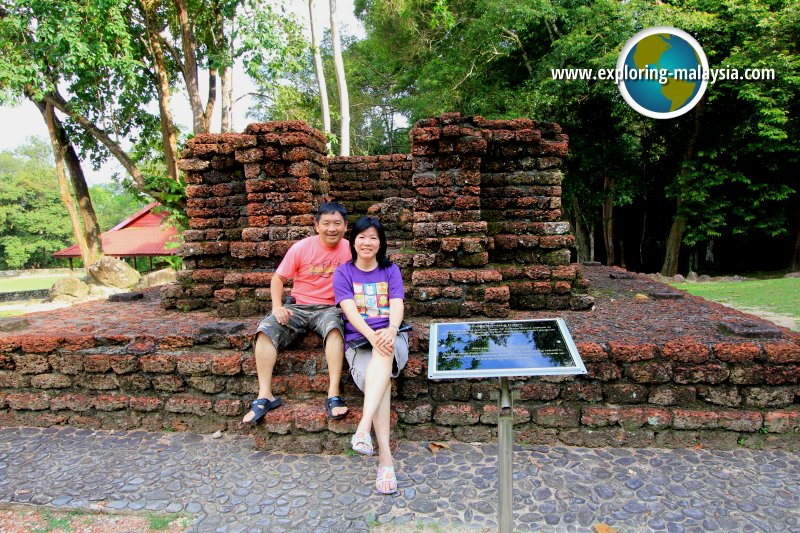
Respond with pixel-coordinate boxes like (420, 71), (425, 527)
(324, 329), (348, 417)
(242, 333), (279, 423)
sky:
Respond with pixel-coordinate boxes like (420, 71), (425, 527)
(0, 0), (364, 185)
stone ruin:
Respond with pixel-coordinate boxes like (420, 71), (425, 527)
(166, 113), (594, 317)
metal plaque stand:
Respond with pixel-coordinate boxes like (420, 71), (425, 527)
(497, 377), (513, 533)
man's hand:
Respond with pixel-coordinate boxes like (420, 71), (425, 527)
(272, 306), (294, 326)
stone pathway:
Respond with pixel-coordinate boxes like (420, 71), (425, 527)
(0, 427), (798, 532)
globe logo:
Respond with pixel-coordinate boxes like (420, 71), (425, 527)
(617, 27), (709, 119)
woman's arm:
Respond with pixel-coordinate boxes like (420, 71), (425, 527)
(339, 299), (393, 356)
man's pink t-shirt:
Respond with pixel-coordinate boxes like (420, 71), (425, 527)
(275, 235), (352, 305)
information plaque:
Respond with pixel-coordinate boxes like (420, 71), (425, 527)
(428, 318), (586, 379)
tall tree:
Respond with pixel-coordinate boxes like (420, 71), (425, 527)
(329, 0), (351, 155)
(309, 0), (332, 141)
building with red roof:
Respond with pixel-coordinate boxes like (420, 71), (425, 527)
(54, 202), (178, 270)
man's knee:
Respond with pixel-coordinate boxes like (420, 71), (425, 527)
(324, 328), (343, 346)
(255, 332), (277, 356)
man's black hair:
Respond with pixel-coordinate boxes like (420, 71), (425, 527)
(349, 216), (392, 268)
(316, 202), (348, 222)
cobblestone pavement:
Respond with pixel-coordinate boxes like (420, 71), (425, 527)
(0, 427), (798, 532)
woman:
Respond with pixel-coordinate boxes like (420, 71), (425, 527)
(333, 216), (409, 495)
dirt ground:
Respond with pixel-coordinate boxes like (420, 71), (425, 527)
(0, 505), (190, 533)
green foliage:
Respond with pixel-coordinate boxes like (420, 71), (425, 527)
(0, 138), (73, 269)
(88, 182), (149, 231)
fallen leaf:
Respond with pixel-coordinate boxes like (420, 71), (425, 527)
(427, 441), (452, 454)
(593, 524), (617, 533)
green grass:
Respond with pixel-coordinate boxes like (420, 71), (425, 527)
(34, 510), (72, 533)
(673, 278), (800, 319)
(0, 275), (70, 293)
(147, 512), (182, 531)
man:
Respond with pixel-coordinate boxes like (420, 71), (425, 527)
(243, 202), (351, 424)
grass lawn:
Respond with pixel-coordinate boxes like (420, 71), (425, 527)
(0, 275), (71, 293)
(673, 277), (800, 321)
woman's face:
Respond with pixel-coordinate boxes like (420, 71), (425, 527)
(354, 226), (381, 262)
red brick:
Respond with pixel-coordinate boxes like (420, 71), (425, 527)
(13, 354), (50, 374)
(177, 354), (212, 375)
(20, 336), (63, 354)
(729, 365), (767, 385)
(535, 405), (579, 428)
(0, 371), (28, 388)
(763, 410), (800, 433)
(30, 374), (71, 389)
(84, 354), (112, 373)
(713, 342), (761, 364)
(130, 396), (165, 412)
(585, 362), (622, 381)
(619, 407), (672, 429)
(662, 339), (711, 363)
(672, 409), (719, 430)
(6, 392), (50, 410)
(562, 382), (603, 402)
(395, 402), (433, 424)
(76, 374), (119, 390)
(717, 411), (763, 432)
(50, 393), (93, 412)
(763, 342), (800, 364)
(152, 375), (184, 392)
(626, 361), (673, 383)
(140, 354), (176, 373)
(604, 384), (648, 404)
(479, 405), (530, 425)
(262, 408), (293, 434)
(48, 353), (83, 375)
(450, 271), (477, 284)
(165, 395), (212, 415)
(159, 336), (194, 350)
(765, 365), (800, 385)
(109, 355), (139, 374)
(608, 342), (656, 363)
(0, 336), (21, 352)
(581, 406), (620, 427)
(241, 357), (257, 375)
(674, 364), (729, 384)
(411, 269), (450, 286)
(433, 404), (480, 426)
(94, 394), (130, 411)
(125, 337), (157, 355)
(476, 270), (503, 283)
(60, 336), (96, 351)
(484, 286), (510, 303)
(518, 382), (561, 401)
(576, 343), (607, 362)
(214, 399), (242, 416)
(294, 405), (328, 432)
(649, 386), (697, 406)
(69, 415), (102, 429)
(211, 353), (242, 375)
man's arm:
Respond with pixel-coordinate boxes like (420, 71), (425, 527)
(270, 273), (293, 325)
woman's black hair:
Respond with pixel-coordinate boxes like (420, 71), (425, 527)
(349, 216), (392, 268)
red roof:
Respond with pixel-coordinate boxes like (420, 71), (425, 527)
(54, 202), (178, 258)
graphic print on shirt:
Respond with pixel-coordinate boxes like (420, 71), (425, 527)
(353, 281), (390, 318)
(307, 258), (341, 278)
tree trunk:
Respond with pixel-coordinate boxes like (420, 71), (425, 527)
(219, 9), (233, 133)
(309, 0), (331, 146)
(571, 193), (591, 263)
(174, 0), (208, 134)
(140, 0), (180, 181)
(40, 102), (101, 266)
(790, 194), (800, 271)
(660, 101), (704, 276)
(602, 174), (615, 266)
(330, 0), (350, 155)
(661, 200), (686, 276)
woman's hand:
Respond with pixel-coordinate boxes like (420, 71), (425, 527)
(369, 328), (395, 357)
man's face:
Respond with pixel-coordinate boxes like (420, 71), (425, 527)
(314, 212), (347, 248)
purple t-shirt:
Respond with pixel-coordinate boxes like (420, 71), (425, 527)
(333, 262), (404, 345)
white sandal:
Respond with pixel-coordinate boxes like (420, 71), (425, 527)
(375, 465), (398, 494)
(351, 431), (374, 456)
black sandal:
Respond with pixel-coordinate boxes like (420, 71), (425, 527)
(324, 396), (348, 420)
(244, 397), (282, 425)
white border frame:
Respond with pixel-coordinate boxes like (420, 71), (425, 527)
(616, 26), (709, 119)
(427, 318), (587, 380)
